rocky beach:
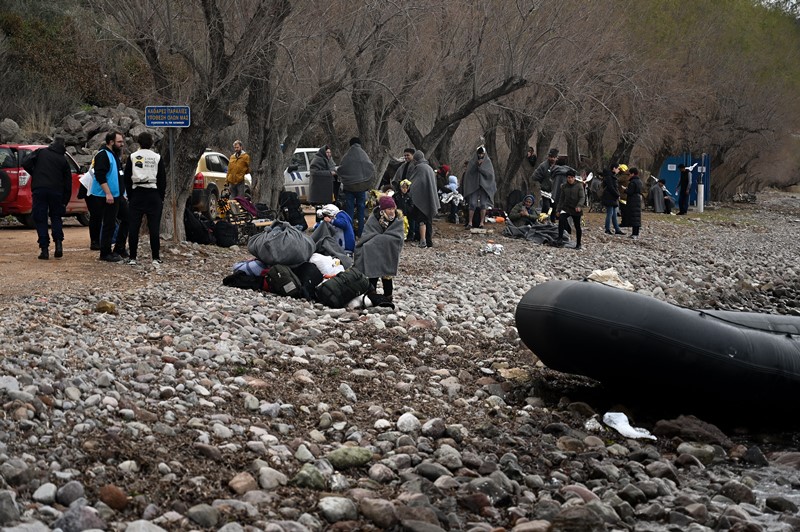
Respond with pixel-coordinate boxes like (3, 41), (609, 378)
(1, 191), (800, 532)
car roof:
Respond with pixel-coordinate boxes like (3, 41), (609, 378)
(0, 144), (46, 150)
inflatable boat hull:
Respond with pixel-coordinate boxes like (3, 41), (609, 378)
(515, 280), (800, 418)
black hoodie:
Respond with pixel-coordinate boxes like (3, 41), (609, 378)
(31, 141), (72, 202)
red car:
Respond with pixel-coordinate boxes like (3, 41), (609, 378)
(0, 144), (90, 227)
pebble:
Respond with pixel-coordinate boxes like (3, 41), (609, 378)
(0, 196), (799, 530)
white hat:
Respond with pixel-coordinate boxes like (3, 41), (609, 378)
(317, 204), (339, 218)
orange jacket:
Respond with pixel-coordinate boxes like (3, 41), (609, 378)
(226, 151), (250, 185)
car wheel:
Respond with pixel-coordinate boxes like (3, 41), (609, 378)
(204, 189), (219, 220)
(15, 214), (35, 228)
(76, 213), (90, 226)
(0, 170), (10, 202)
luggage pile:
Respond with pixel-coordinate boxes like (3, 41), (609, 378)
(222, 220), (370, 308)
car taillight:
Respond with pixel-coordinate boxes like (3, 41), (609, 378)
(193, 172), (204, 189)
(19, 170), (30, 186)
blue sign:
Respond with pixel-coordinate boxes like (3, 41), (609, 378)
(145, 106), (191, 128)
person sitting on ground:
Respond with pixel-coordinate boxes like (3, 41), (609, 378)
(508, 194), (538, 227)
(312, 203), (355, 255)
(660, 179), (676, 214)
(555, 169), (585, 250)
(354, 195), (404, 309)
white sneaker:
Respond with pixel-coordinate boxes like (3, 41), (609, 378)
(152, 259), (163, 266)
(127, 259), (137, 265)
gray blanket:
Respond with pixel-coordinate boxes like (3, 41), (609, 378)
(354, 208), (404, 278)
(502, 223), (573, 246)
(308, 146), (336, 204)
(337, 143), (374, 192)
(408, 151), (440, 221)
(463, 150), (497, 200)
(310, 221), (354, 269)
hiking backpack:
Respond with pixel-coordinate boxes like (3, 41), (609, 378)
(266, 264), (302, 298)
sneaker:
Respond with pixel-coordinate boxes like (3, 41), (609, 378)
(114, 249), (130, 259)
(630, 235), (639, 240)
(615, 231), (626, 235)
(126, 259), (138, 265)
(152, 259), (163, 266)
(100, 253), (123, 262)
(38, 248), (49, 260)
(604, 230), (612, 235)
(575, 244), (582, 250)
(418, 241), (427, 248)
(90, 241), (100, 251)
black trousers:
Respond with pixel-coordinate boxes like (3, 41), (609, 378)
(558, 212), (582, 245)
(128, 189), (163, 260)
(87, 195), (128, 256)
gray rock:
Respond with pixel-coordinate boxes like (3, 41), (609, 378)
(185, 503), (219, 528)
(325, 446), (373, 469)
(55, 480), (85, 506)
(52, 505), (106, 532)
(0, 490), (20, 525)
(317, 496), (357, 523)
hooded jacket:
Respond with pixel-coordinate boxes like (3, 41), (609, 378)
(226, 151), (250, 185)
(30, 142), (72, 202)
(308, 146), (337, 204)
(463, 150), (497, 200)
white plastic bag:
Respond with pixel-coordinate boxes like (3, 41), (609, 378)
(79, 167), (95, 190)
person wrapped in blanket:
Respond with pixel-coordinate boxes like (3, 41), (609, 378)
(508, 194), (538, 227)
(393, 179), (416, 241)
(312, 203), (356, 255)
(354, 195), (404, 309)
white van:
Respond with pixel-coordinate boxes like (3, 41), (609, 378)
(283, 147), (319, 202)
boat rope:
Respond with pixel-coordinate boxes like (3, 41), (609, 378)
(582, 278), (800, 338)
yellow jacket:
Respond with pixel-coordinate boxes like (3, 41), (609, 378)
(226, 151), (250, 185)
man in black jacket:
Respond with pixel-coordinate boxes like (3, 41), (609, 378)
(28, 137), (72, 259)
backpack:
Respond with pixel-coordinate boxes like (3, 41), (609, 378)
(279, 191), (308, 231)
(266, 264), (302, 298)
(291, 262), (324, 301)
(184, 209), (215, 245)
(214, 220), (238, 247)
(315, 268), (371, 308)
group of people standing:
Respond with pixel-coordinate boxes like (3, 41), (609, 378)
(29, 130), (167, 263)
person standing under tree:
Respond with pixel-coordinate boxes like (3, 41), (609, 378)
(462, 146), (496, 229)
(226, 140), (250, 200)
(25, 137), (72, 260)
(308, 145), (337, 205)
(625, 167), (644, 239)
(555, 169), (585, 250)
(337, 137), (375, 238)
(124, 131), (166, 265)
(531, 148), (559, 219)
(87, 131), (129, 262)
(676, 164), (690, 215)
(408, 150), (440, 248)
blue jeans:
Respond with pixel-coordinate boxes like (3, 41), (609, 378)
(604, 205), (622, 233)
(32, 189), (65, 247)
(343, 190), (366, 237)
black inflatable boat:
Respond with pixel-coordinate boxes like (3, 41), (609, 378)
(515, 280), (800, 420)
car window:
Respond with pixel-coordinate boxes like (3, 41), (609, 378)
(206, 154), (226, 173)
(291, 152), (308, 172)
(65, 154), (79, 173)
(0, 148), (14, 168)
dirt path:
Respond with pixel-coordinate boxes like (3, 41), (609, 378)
(0, 220), (163, 298)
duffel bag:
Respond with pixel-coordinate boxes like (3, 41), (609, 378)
(315, 268), (370, 308)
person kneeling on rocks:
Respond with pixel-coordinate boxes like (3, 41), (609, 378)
(354, 195), (404, 309)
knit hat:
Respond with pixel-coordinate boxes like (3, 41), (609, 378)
(548, 148), (559, 157)
(618, 163), (629, 172)
(378, 196), (396, 210)
(399, 179), (411, 188)
(349, 137), (361, 146)
(441, 164), (450, 174)
(523, 194), (534, 203)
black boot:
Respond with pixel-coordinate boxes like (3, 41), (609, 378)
(54, 241), (63, 258)
(38, 247), (49, 260)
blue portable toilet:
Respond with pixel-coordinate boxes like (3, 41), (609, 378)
(657, 153), (710, 207)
